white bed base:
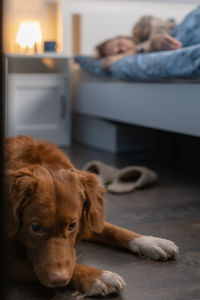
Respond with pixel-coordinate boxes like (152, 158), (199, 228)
(73, 73), (200, 137)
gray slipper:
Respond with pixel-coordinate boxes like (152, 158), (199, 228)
(82, 160), (119, 186)
(107, 166), (158, 194)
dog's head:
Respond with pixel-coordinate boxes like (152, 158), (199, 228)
(6, 166), (105, 287)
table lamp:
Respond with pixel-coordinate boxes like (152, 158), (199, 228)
(16, 21), (42, 54)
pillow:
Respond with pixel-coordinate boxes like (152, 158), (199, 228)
(74, 56), (112, 78)
(74, 44), (200, 81)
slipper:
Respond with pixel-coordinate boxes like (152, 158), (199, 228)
(82, 160), (119, 186)
(107, 166), (158, 194)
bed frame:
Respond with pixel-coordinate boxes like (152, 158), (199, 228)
(58, 0), (200, 149)
(73, 74), (200, 137)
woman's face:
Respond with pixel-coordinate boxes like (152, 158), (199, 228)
(104, 37), (135, 56)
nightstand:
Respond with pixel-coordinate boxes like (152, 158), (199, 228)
(5, 53), (71, 146)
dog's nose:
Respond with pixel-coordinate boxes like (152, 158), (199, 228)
(48, 270), (70, 287)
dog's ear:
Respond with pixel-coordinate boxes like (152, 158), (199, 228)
(78, 170), (105, 233)
(5, 168), (38, 238)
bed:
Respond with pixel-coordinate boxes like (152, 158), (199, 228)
(58, 0), (200, 151)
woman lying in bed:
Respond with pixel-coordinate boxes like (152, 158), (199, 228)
(96, 16), (182, 71)
(96, 6), (200, 71)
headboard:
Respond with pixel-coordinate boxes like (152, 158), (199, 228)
(57, 0), (199, 56)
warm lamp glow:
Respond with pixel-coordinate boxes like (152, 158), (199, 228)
(16, 21), (42, 50)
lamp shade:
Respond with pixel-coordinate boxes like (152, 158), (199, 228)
(16, 21), (42, 48)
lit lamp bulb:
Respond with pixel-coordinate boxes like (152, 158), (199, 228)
(16, 21), (42, 54)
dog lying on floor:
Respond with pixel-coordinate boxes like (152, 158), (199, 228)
(5, 136), (178, 297)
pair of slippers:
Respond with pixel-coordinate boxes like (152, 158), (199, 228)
(83, 160), (158, 194)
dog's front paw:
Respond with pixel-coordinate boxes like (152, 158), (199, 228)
(86, 271), (125, 297)
(130, 236), (178, 260)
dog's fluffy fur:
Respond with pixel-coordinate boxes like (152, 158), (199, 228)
(5, 136), (178, 297)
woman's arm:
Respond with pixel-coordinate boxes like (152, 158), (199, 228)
(135, 34), (182, 53)
(150, 34), (182, 51)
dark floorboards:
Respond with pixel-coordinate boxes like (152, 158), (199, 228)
(6, 143), (200, 300)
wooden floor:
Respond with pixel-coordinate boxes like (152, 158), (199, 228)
(7, 143), (200, 300)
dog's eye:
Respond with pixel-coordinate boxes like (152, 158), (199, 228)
(31, 223), (44, 235)
(68, 223), (76, 231)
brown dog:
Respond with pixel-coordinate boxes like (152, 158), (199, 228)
(5, 136), (178, 297)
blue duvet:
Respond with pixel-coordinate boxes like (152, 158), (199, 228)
(75, 6), (200, 81)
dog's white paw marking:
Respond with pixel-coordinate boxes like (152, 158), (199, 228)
(72, 291), (86, 299)
(130, 236), (179, 260)
(86, 271), (125, 297)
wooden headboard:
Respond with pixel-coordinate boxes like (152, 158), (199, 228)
(57, 0), (199, 56)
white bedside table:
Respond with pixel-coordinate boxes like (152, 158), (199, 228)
(5, 53), (72, 146)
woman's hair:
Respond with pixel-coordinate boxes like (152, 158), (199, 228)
(95, 35), (135, 58)
(95, 38), (112, 58)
